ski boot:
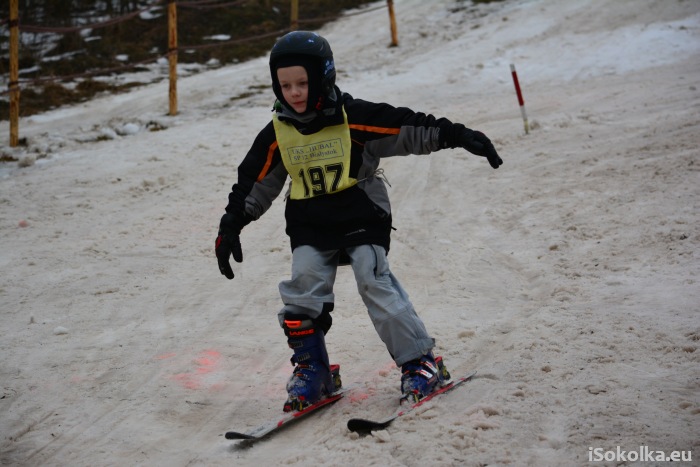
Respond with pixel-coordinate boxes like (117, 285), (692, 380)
(400, 352), (451, 404)
(282, 313), (342, 412)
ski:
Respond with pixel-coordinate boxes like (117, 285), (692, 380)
(347, 370), (477, 435)
(225, 388), (347, 442)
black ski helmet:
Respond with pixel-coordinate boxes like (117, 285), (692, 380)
(269, 31), (336, 113)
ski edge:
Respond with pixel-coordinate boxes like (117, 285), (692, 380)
(347, 370), (477, 434)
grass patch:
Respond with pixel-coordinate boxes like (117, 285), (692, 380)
(0, 0), (375, 120)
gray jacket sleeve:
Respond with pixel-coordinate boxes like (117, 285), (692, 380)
(363, 125), (442, 160)
(245, 162), (287, 220)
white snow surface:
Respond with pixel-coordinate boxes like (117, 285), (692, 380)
(1, 0), (699, 465)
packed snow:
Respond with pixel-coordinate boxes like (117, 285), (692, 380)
(1, 0), (699, 465)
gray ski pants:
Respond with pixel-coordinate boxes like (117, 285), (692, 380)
(278, 244), (435, 366)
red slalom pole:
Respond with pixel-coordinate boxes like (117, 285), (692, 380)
(510, 63), (529, 134)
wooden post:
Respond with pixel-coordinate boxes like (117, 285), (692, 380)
(290, 0), (299, 31)
(9, 0), (20, 146)
(387, 0), (398, 47)
(168, 0), (178, 116)
(510, 64), (529, 134)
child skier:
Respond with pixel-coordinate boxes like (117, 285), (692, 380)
(215, 31), (502, 412)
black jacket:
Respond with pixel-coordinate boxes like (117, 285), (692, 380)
(225, 88), (463, 252)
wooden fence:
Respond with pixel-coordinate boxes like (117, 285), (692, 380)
(5, 0), (399, 147)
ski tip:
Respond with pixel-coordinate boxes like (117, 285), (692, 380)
(347, 417), (393, 434)
(347, 419), (368, 434)
(347, 418), (364, 432)
(225, 431), (256, 440)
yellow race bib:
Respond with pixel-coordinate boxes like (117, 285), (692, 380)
(273, 109), (356, 200)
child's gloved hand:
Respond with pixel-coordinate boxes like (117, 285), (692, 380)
(215, 213), (245, 279)
(456, 127), (503, 169)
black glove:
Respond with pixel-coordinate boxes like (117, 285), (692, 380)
(215, 213), (245, 280)
(455, 126), (503, 169)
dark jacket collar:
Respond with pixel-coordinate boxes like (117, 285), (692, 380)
(274, 86), (344, 134)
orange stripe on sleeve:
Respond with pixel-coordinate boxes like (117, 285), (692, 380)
(349, 123), (401, 135)
(257, 141), (278, 182)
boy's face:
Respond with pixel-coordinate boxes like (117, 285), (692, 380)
(277, 66), (309, 114)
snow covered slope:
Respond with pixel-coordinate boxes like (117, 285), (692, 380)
(1, 0), (699, 465)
